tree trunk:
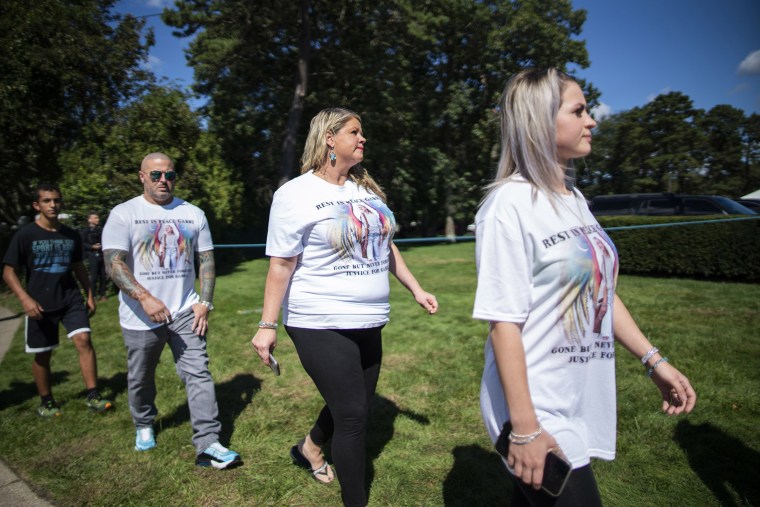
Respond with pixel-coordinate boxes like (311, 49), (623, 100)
(278, 0), (311, 187)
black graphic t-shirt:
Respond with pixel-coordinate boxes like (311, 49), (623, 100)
(2, 223), (84, 311)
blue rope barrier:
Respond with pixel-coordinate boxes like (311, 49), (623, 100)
(212, 216), (760, 249)
(214, 243), (266, 249)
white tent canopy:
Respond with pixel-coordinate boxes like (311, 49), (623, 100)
(742, 189), (760, 199)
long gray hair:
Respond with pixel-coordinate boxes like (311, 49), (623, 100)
(486, 68), (576, 203)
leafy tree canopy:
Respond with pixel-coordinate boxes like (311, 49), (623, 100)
(580, 97), (760, 198)
(0, 0), (154, 224)
(164, 0), (593, 235)
(59, 86), (244, 230)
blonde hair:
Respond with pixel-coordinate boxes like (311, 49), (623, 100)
(300, 108), (387, 201)
(486, 68), (576, 203)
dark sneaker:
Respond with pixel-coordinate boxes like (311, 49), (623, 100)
(135, 427), (156, 451)
(86, 394), (113, 413)
(195, 442), (242, 469)
(38, 399), (62, 418)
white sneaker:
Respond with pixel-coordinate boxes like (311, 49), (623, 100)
(195, 442), (242, 469)
(135, 427), (156, 451)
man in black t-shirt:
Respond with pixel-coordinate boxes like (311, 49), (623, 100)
(81, 213), (108, 301)
(2, 183), (113, 417)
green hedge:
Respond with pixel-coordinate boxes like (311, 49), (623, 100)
(598, 215), (760, 282)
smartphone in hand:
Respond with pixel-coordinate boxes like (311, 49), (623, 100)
(268, 352), (280, 376)
(494, 421), (572, 497)
(541, 449), (572, 497)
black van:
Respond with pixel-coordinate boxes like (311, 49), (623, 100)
(590, 193), (757, 216)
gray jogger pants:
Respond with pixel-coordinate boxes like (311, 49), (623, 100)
(122, 309), (221, 454)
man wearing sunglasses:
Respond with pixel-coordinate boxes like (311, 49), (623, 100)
(102, 153), (241, 469)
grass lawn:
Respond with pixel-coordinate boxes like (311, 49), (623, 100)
(0, 242), (758, 506)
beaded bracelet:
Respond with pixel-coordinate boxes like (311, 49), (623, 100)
(508, 426), (543, 445)
(258, 321), (278, 330)
(646, 357), (669, 377)
(640, 346), (659, 365)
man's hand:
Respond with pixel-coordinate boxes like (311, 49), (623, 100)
(21, 295), (44, 320)
(86, 294), (96, 317)
(191, 303), (210, 336)
(140, 294), (172, 325)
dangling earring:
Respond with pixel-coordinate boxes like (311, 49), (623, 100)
(329, 148), (337, 162)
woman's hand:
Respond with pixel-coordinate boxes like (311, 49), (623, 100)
(650, 361), (697, 415)
(507, 430), (561, 490)
(251, 328), (278, 366)
(414, 290), (438, 314)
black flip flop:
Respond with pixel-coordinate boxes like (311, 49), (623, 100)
(289, 440), (333, 483)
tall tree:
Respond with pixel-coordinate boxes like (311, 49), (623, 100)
(59, 86), (243, 229)
(165, 0), (593, 234)
(738, 113), (760, 195)
(698, 105), (745, 195)
(0, 0), (153, 224)
(639, 92), (703, 193)
(583, 93), (709, 196)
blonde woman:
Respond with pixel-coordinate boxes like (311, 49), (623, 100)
(474, 69), (696, 505)
(251, 108), (438, 507)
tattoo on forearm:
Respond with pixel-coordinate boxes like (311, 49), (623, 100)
(197, 250), (216, 302)
(104, 249), (148, 300)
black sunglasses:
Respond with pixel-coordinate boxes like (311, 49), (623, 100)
(146, 170), (177, 182)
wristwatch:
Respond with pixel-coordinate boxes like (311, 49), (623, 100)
(200, 300), (214, 312)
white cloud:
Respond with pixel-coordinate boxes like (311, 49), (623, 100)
(591, 102), (613, 121)
(729, 82), (750, 95)
(141, 54), (162, 71)
(144, 0), (172, 8)
(737, 49), (760, 75)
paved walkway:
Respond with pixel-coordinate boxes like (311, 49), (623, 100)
(0, 306), (54, 506)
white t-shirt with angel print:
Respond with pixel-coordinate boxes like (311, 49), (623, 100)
(266, 171), (396, 329)
(473, 175), (619, 470)
(102, 195), (213, 330)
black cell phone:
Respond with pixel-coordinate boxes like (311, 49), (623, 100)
(494, 421), (572, 498)
(268, 352), (280, 376)
(541, 449), (572, 497)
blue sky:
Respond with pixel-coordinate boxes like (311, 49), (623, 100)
(116, 0), (760, 117)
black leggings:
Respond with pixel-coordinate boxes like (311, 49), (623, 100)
(511, 464), (603, 507)
(286, 325), (383, 507)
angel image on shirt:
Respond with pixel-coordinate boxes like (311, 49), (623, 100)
(135, 222), (192, 272)
(558, 231), (618, 345)
(329, 200), (394, 262)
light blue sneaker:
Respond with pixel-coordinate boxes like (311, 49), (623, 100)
(135, 427), (156, 451)
(195, 442), (242, 469)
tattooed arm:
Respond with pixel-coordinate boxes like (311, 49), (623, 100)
(104, 248), (172, 325)
(190, 249), (216, 336)
(197, 250), (216, 304)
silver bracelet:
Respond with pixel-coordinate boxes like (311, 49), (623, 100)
(258, 320), (278, 330)
(646, 357), (669, 377)
(508, 426), (543, 445)
(640, 346), (659, 365)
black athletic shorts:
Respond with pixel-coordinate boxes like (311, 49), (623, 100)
(25, 297), (90, 353)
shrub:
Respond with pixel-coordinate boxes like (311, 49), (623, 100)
(599, 216), (760, 282)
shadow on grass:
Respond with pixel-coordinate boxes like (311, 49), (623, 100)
(77, 371), (128, 401)
(0, 370), (69, 410)
(673, 420), (760, 506)
(156, 372), (261, 445)
(443, 445), (512, 506)
(365, 395), (430, 496)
